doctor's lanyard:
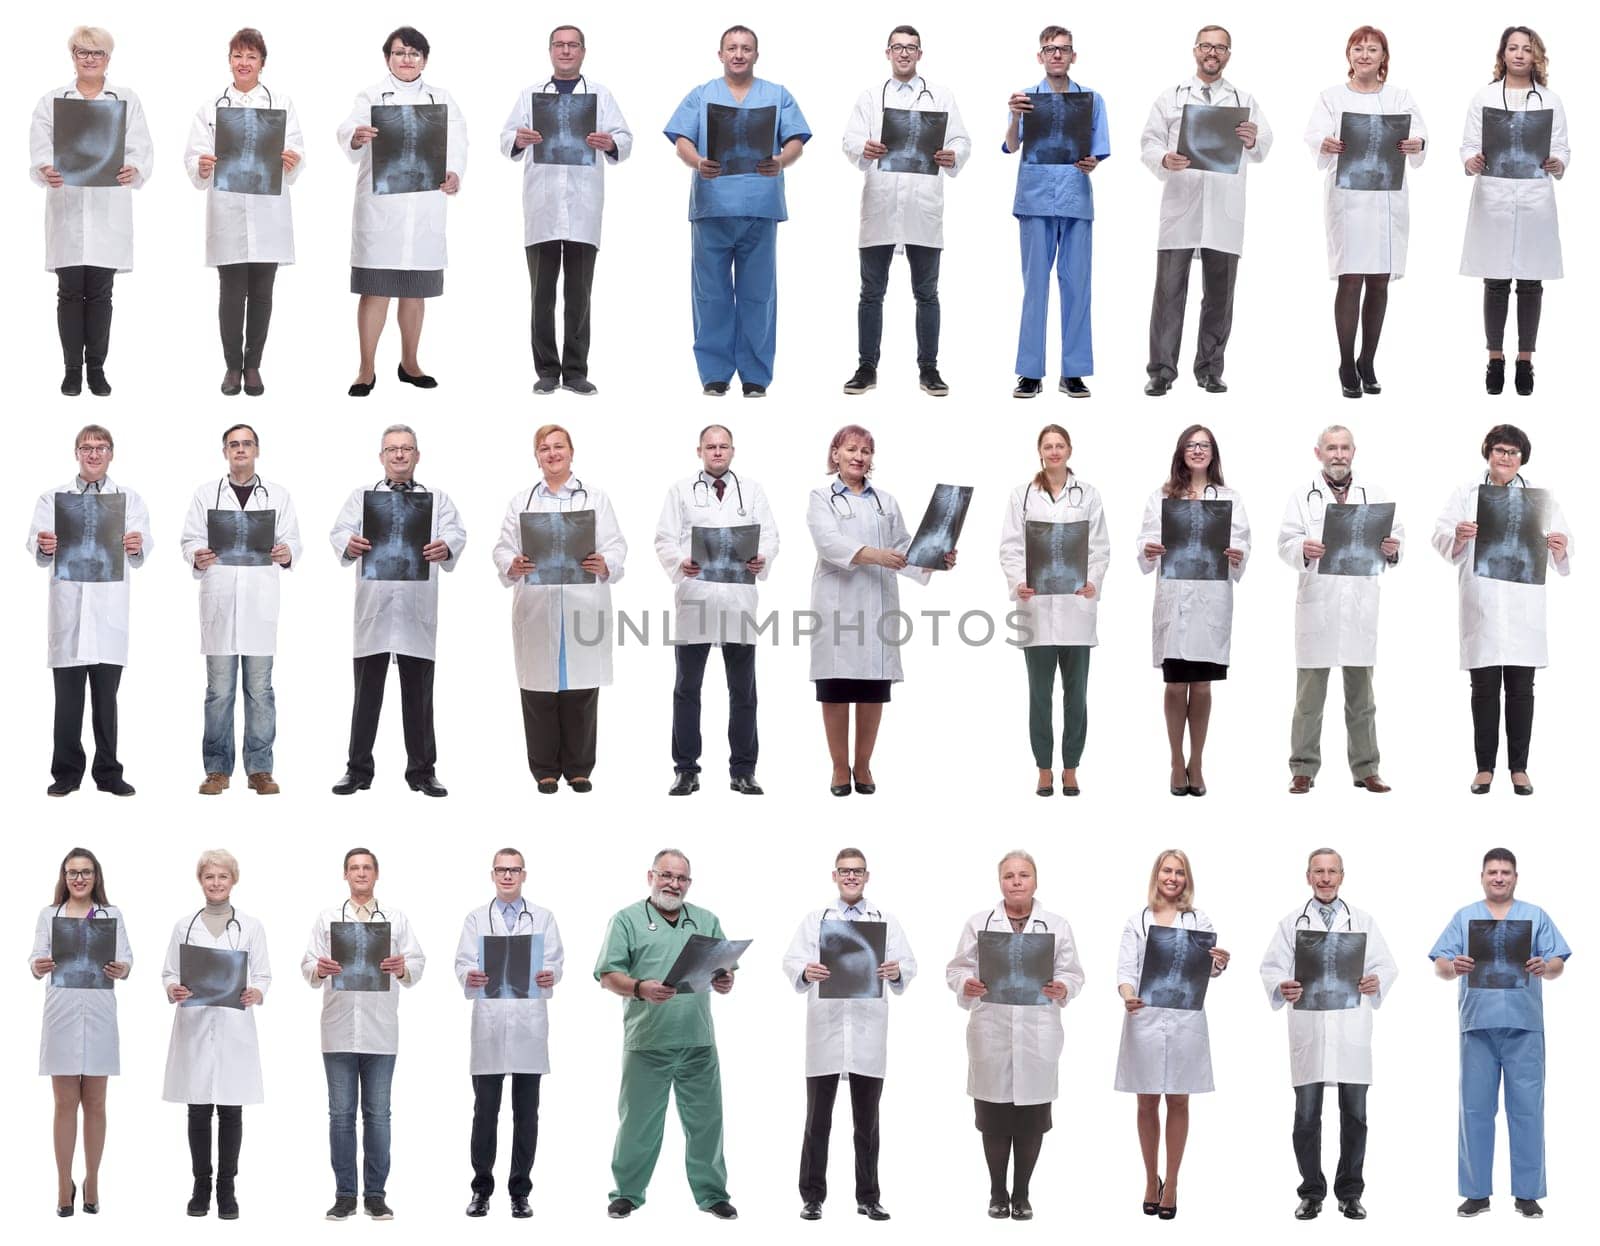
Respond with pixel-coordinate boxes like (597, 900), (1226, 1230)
(185, 905), (242, 947)
(217, 84), (273, 108)
(1306, 480), (1367, 523)
(643, 898), (698, 933)
(526, 477), (588, 512)
(216, 474), (269, 508)
(489, 899), (533, 933)
(1503, 80), (1543, 111)
(538, 74), (589, 95)
(881, 75), (934, 114)
(1023, 478), (1083, 518)
(1176, 80), (1240, 108)
(693, 469), (746, 516)
(984, 910), (1048, 934)
(1295, 896), (1352, 930)
(341, 898), (388, 923)
(55, 901), (110, 921)
(1140, 907), (1200, 937)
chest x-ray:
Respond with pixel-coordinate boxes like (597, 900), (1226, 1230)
(907, 484), (972, 569)
(214, 106), (286, 195)
(529, 93), (597, 166)
(1468, 919), (1532, 990)
(1336, 112), (1410, 190)
(479, 932), (545, 999)
(1474, 485), (1549, 585)
(880, 106), (947, 175)
(331, 921), (391, 992)
(53, 492), (125, 582)
(1177, 104), (1249, 173)
(978, 930), (1055, 1006)
(362, 491), (433, 582)
(707, 103), (776, 175)
(54, 97), (127, 187)
(179, 944), (248, 1010)
(818, 919), (887, 1000)
(1321, 502), (1395, 577)
(1161, 498), (1232, 581)
(1025, 519), (1089, 595)
(371, 103), (447, 194)
(207, 509), (275, 567)
(1021, 91), (1092, 165)
(1482, 107), (1551, 179)
(1138, 926), (1217, 1011)
(1293, 929), (1367, 1011)
(519, 510), (596, 585)
(51, 917), (117, 990)
(692, 523), (760, 585)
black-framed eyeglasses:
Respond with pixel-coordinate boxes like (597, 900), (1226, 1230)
(1183, 441), (1214, 452)
(835, 867), (867, 879)
(1040, 45), (1073, 57)
(76, 445), (111, 457)
(66, 869), (97, 881)
(887, 43), (921, 55)
(1489, 446), (1524, 459)
(493, 866), (525, 877)
(1196, 42), (1231, 54)
(72, 48), (109, 61)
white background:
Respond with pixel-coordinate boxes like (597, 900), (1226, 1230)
(3, 0), (1594, 1240)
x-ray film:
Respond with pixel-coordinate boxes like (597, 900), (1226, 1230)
(179, 945), (248, 1009)
(1160, 498), (1232, 580)
(371, 103), (447, 194)
(707, 103), (776, 175)
(1024, 519), (1089, 595)
(663, 933), (751, 993)
(207, 509), (275, 567)
(1482, 107), (1551, 180)
(1468, 919), (1532, 990)
(879, 107), (947, 175)
(1474, 485), (1550, 585)
(977, 930), (1055, 1006)
(519, 510), (596, 585)
(479, 932), (545, 1000)
(1321, 502), (1395, 577)
(1336, 112), (1410, 190)
(362, 491), (433, 582)
(907, 484), (972, 569)
(1293, 929), (1367, 1011)
(53, 492), (125, 582)
(818, 919), (887, 1000)
(529, 93), (597, 166)
(1138, 927), (1217, 1011)
(330, 921), (390, 992)
(692, 523), (760, 585)
(214, 107), (286, 195)
(50, 917), (117, 990)
(54, 97), (127, 187)
(1021, 92), (1092, 165)
(1177, 104), (1249, 173)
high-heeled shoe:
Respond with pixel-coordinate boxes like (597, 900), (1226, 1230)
(1514, 358), (1534, 396)
(58, 1180), (76, 1217)
(1338, 366), (1362, 399)
(1035, 781), (1054, 797)
(1158, 1202), (1178, 1220)
(1485, 357), (1505, 394)
(830, 770), (852, 797)
(853, 775), (876, 795)
(1143, 1177), (1164, 1216)
(1357, 361), (1381, 394)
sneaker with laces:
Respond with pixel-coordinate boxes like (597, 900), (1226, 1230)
(742, 382), (767, 398)
(363, 1196), (394, 1220)
(843, 365), (877, 395)
(198, 772), (230, 795)
(325, 1197), (358, 1220)
(562, 377), (598, 396)
(703, 381), (729, 396)
(607, 1197), (635, 1219)
(919, 367), (949, 396)
(1457, 1197), (1490, 1217)
(1013, 376), (1042, 398)
(1059, 376), (1091, 397)
(533, 377), (559, 395)
(1514, 1198), (1543, 1218)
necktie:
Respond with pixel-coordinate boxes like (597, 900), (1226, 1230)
(1202, 85), (1212, 104)
(387, 480), (415, 492)
(1320, 905), (1336, 930)
(713, 477), (726, 502)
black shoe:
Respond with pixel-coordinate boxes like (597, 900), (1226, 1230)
(242, 368), (264, 396)
(59, 1180), (77, 1217)
(1513, 779), (1534, 796)
(1457, 1197), (1490, 1217)
(1059, 376), (1090, 397)
(1338, 366), (1362, 399)
(1157, 1203), (1177, 1220)
(96, 777), (135, 796)
(1514, 1198), (1543, 1218)
(569, 778), (593, 793)
(348, 376), (376, 397)
(87, 368), (111, 396)
(83, 1198), (98, 1215)
(919, 366), (949, 396)
(1144, 1177), (1165, 1215)
(742, 382), (767, 398)
(363, 1196), (394, 1220)
(843, 365), (877, 395)
(537, 777), (560, 794)
(47, 779), (80, 797)
(1357, 362), (1381, 394)
(607, 1197), (635, 1219)
(331, 772), (371, 795)
(188, 1178), (211, 1217)
(221, 369), (243, 396)
(729, 775), (764, 795)
(1515, 358), (1534, 396)
(562, 377), (598, 396)
(1485, 357), (1505, 394)
(465, 1195), (489, 1217)
(397, 364), (437, 388)
(1036, 783), (1053, 797)
(1294, 1197), (1321, 1220)
(510, 1196), (532, 1218)
(857, 1202), (891, 1221)
(987, 1198), (1011, 1219)
(217, 1180), (239, 1220)
(1196, 373), (1228, 393)
(668, 772), (700, 796)
(533, 376), (559, 395)
(1186, 784), (1207, 797)
(1010, 1197), (1033, 1221)
(853, 778), (876, 795)
(325, 1196), (358, 1220)
(1062, 784), (1080, 796)
(800, 1201), (822, 1220)
(62, 367), (83, 396)
(1338, 1197), (1367, 1220)
(701, 1201), (738, 1220)
(703, 381), (730, 396)
(408, 775), (448, 797)
(1013, 376), (1042, 398)
(830, 780), (852, 796)
(1471, 780), (1492, 794)
(1144, 376), (1171, 396)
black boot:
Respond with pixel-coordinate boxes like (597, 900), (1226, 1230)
(216, 1105), (242, 1219)
(1514, 358), (1534, 396)
(187, 1178), (212, 1217)
(61, 367), (82, 396)
(1485, 357), (1505, 394)
(217, 1180), (239, 1220)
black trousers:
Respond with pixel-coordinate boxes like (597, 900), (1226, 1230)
(671, 643), (758, 777)
(187, 1104), (244, 1182)
(858, 243), (941, 367)
(1292, 1082), (1367, 1201)
(345, 653), (437, 784)
(1483, 278), (1543, 353)
(218, 262), (278, 369)
(519, 687), (598, 781)
(56, 265), (115, 369)
(1470, 665), (1535, 772)
(526, 240), (597, 381)
(52, 663), (123, 786)
(798, 1073), (883, 1205)
(470, 1073), (541, 1199)
(1147, 247), (1239, 382)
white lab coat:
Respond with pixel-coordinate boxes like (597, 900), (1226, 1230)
(655, 472), (778, 646)
(31, 904), (133, 1076)
(1114, 909), (1216, 1094)
(998, 475), (1109, 648)
(500, 79), (632, 248)
(453, 900), (564, 1075)
(1139, 77), (1273, 255)
(782, 901), (917, 1079)
(1458, 83), (1568, 280)
(337, 75), (467, 270)
(29, 84), (153, 272)
(301, 902), (425, 1055)
(492, 477), (628, 692)
(1432, 478), (1572, 669)
(183, 84), (305, 266)
(1278, 478), (1404, 669)
(160, 910), (271, 1105)
(27, 478), (150, 668)
(806, 479), (931, 682)
(841, 78), (971, 249)
(1259, 900), (1397, 1086)
(1136, 487), (1251, 666)
(1305, 84), (1428, 278)
(179, 478), (302, 658)
(330, 482), (467, 660)
(947, 904), (1084, 1106)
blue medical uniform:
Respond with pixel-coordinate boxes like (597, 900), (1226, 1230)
(1005, 79), (1109, 380)
(1429, 901), (1571, 1199)
(664, 79), (811, 387)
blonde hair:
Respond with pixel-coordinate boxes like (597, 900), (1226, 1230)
(68, 26), (114, 55)
(534, 424), (573, 456)
(1146, 848), (1196, 911)
(196, 848), (240, 883)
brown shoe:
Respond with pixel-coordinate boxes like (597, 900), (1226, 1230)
(1352, 774), (1391, 793)
(198, 772), (230, 795)
(247, 772), (281, 795)
(1288, 775), (1314, 794)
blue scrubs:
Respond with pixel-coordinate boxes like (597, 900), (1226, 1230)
(1004, 79), (1109, 380)
(664, 79), (811, 386)
(1429, 901), (1572, 1199)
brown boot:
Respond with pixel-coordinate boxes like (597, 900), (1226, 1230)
(247, 772), (281, 795)
(198, 772), (230, 795)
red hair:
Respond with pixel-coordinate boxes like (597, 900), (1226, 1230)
(1345, 25), (1390, 81)
(826, 425), (875, 474)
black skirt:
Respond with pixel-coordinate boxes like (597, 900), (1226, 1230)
(1162, 658), (1228, 684)
(815, 678), (892, 704)
(973, 1099), (1053, 1137)
(350, 267), (444, 298)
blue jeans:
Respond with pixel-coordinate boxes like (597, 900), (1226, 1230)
(203, 654), (275, 774)
(323, 1052), (396, 1198)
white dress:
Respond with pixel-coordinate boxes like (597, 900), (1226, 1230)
(31, 904), (133, 1076)
(1114, 909), (1215, 1094)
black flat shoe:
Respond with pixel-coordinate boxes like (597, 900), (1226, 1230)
(1143, 1177), (1164, 1216)
(1338, 367), (1362, 399)
(1486, 357), (1505, 394)
(1338, 1197), (1367, 1220)
(221, 369), (243, 396)
(242, 368), (264, 396)
(537, 778), (560, 794)
(408, 775), (449, 797)
(1295, 1197), (1322, 1220)
(331, 772), (371, 795)
(348, 376), (376, 397)
(987, 1198), (1011, 1219)
(857, 1202), (891, 1221)
(799, 1201), (822, 1220)
(1513, 780), (1534, 796)
(510, 1196), (532, 1218)
(1196, 374), (1228, 393)
(59, 1181), (76, 1217)
(1471, 778), (1492, 795)
(729, 775), (764, 795)
(1036, 783), (1053, 797)
(397, 363), (438, 388)
(87, 368), (111, 396)
(1062, 784), (1080, 796)
(465, 1195), (489, 1217)
(1010, 1198), (1033, 1221)
(568, 778), (593, 793)
(62, 367), (83, 396)
(187, 1178), (211, 1216)
(668, 772), (700, 796)
(1144, 377), (1171, 396)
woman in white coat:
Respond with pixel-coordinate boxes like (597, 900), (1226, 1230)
(30, 26), (153, 396)
(1459, 27), (1569, 396)
(184, 28), (305, 396)
(1431, 424), (1571, 795)
(493, 423), (626, 793)
(1305, 26), (1427, 399)
(807, 424), (954, 796)
(30, 847), (132, 1216)
(1137, 425), (1250, 797)
(1115, 850), (1228, 1221)
(338, 25), (466, 396)
(1000, 424), (1109, 797)
(161, 848), (270, 1220)
(947, 850), (1083, 1221)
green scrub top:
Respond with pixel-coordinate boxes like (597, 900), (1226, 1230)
(594, 900), (727, 1051)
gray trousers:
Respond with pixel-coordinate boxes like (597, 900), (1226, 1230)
(1147, 247), (1239, 382)
(1290, 667), (1379, 779)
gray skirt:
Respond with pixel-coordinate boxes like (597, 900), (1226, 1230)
(350, 267), (444, 298)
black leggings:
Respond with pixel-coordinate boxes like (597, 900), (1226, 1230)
(187, 1103), (243, 1182)
(218, 262), (278, 370)
(56, 265), (115, 369)
(983, 1132), (1043, 1202)
(1483, 278), (1543, 353)
(1333, 274), (1389, 382)
(1469, 665), (1534, 773)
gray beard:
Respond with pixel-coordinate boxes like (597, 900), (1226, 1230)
(651, 891), (684, 913)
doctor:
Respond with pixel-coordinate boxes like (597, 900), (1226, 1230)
(1278, 425), (1401, 795)
(665, 25), (811, 397)
(329, 423), (466, 798)
(840, 24), (970, 398)
(654, 423), (778, 796)
(161, 848), (270, 1220)
(27, 423), (150, 797)
(184, 27), (305, 396)
(181, 423), (302, 797)
(1259, 848), (1396, 1221)
(947, 849), (1084, 1221)
(455, 848), (563, 1219)
(1140, 26), (1272, 396)
(339, 25), (466, 397)
(493, 423), (627, 794)
(30, 26), (153, 396)
(782, 847), (916, 1222)
(1459, 27), (1569, 396)
(502, 24), (632, 395)
(1430, 848), (1571, 1219)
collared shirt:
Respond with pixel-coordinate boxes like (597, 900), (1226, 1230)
(664, 76), (811, 222)
(76, 476), (105, 493)
(496, 899), (527, 932)
(300, 897), (426, 1054)
(1005, 77), (1110, 220)
(1429, 899), (1571, 1033)
(593, 900), (729, 1051)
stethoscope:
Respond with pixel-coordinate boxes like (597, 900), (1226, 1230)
(1482, 470), (1527, 489)
(77, 478), (109, 494)
(380, 74), (436, 106)
(1306, 478), (1367, 523)
(824, 904), (884, 923)
(984, 908), (1049, 934)
(341, 898), (388, 923)
(643, 898), (698, 933)
(828, 479), (885, 520)
(526, 476), (588, 512)
(1295, 896), (1353, 931)
(1502, 80), (1544, 110)
(215, 474), (269, 509)
(185, 905), (242, 948)
(62, 88), (119, 100)
(1139, 907), (1201, 937)
(881, 75), (934, 111)
(217, 84), (273, 108)
(1022, 477), (1083, 518)
(489, 899), (534, 934)
(1179, 483), (1221, 501)
(55, 901), (110, 921)
(1176, 80), (1241, 107)
(693, 469), (746, 516)
(374, 477), (426, 493)
(537, 74), (589, 95)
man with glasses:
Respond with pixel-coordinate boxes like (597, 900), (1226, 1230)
(782, 848), (915, 1221)
(595, 849), (739, 1220)
(840, 25), (970, 397)
(328, 424), (466, 797)
(27, 424), (150, 795)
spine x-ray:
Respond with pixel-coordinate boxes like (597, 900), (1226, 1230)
(1137, 927), (1217, 1011)
(906, 483), (972, 569)
(53, 492), (125, 583)
(1024, 519), (1089, 594)
(1482, 107), (1552, 180)
(662, 933), (751, 993)
(818, 919), (887, 1000)
(1474, 485), (1550, 585)
(54, 97), (127, 187)
(1467, 919), (1532, 990)
(706, 103), (776, 175)
(179, 945), (248, 1010)
(1176, 104), (1249, 173)
(977, 930), (1055, 1006)
(362, 490), (433, 582)
(207, 509), (276, 567)
(1160, 498), (1232, 581)
(1021, 92), (1092, 165)
(214, 107), (286, 195)
(50, 917), (117, 990)
(330, 921), (391, 992)
(1292, 929), (1367, 1011)
(1336, 112), (1410, 190)
(691, 523), (760, 585)
(479, 932), (545, 1000)
(528, 93), (597, 166)
(1320, 502), (1395, 577)
(519, 510), (597, 585)
(370, 103), (447, 195)
(879, 107), (947, 175)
